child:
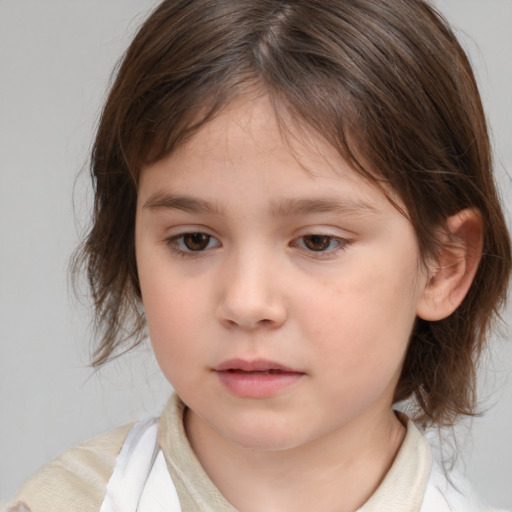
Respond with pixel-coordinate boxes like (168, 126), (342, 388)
(8, 0), (511, 511)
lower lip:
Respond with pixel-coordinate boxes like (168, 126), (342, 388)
(215, 370), (303, 398)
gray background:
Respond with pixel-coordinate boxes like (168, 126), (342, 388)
(1, 0), (511, 508)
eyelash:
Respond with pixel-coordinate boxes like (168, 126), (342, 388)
(164, 232), (350, 258)
(164, 232), (220, 257)
(291, 234), (349, 258)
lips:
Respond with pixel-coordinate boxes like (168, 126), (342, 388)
(214, 358), (300, 373)
(213, 359), (304, 398)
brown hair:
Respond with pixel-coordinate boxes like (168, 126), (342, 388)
(74, 0), (511, 427)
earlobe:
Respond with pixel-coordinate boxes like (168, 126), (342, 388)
(416, 209), (483, 321)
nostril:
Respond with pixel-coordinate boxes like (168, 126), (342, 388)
(222, 317), (277, 330)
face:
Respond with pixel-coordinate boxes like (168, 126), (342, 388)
(135, 96), (429, 452)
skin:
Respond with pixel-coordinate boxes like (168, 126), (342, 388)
(135, 95), (464, 511)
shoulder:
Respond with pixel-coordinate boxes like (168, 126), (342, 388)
(7, 423), (134, 512)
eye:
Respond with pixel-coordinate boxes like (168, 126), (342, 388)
(294, 234), (347, 253)
(166, 232), (220, 253)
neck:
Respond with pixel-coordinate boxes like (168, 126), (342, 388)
(185, 407), (405, 512)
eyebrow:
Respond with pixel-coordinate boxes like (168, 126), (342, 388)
(269, 197), (381, 217)
(143, 193), (226, 216)
(143, 193), (381, 218)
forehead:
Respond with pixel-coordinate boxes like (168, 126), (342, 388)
(138, 94), (404, 218)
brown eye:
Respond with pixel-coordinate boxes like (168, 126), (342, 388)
(182, 233), (211, 251)
(302, 235), (333, 251)
(166, 232), (220, 255)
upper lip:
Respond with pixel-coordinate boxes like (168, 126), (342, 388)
(213, 358), (302, 373)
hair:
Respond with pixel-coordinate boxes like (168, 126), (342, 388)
(73, 0), (511, 428)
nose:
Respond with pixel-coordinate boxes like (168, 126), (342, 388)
(215, 251), (287, 330)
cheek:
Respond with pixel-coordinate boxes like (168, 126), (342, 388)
(145, 298), (204, 390)
(138, 261), (207, 378)
(303, 269), (418, 343)
(144, 283), (200, 331)
(296, 259), (420, 385)
(137, 236), (200, 334)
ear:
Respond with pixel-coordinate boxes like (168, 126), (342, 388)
(416, 209), (483, 321)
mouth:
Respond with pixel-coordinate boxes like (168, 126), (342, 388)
(213, 358), (302, 374)
(213, 359), (304, 398)
(223, 369), (291, 375)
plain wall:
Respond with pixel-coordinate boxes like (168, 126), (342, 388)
(1, 0), (511, 508)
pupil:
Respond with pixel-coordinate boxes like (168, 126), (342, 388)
(304, 235), (330, 251)
(184, 233), (209, 250)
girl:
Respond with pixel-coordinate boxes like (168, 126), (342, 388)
(8, 0), (511, 510)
